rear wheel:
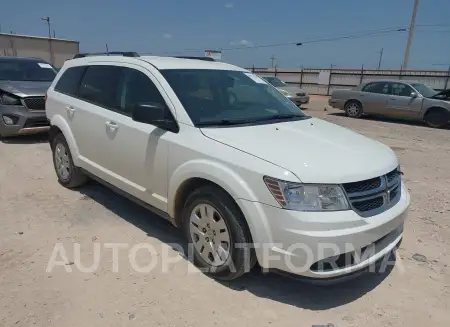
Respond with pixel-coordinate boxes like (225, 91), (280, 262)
(182, 185), (255, 280)
(345, 101), (363, 118)
(51, 133), (87, 188)
(424, 108), (450, 128)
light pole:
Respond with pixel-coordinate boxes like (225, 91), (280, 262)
(402, 0), (419, 70)
(41, 16), (54, 66)
(41, 16), (51, 38)
(377, 48), (384, 70)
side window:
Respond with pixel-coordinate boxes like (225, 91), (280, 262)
(364, 82), (390, 94)
(78, 66), (123, 110)
(120, 68), (167, 115)
(54, 66), (86, 96)
(390, 83), (413, 97)
(362, 83), (375, 92)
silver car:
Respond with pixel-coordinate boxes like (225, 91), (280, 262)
(0, 57), (55, 137)
(329, 80), (450, 128)
(263, 76), (310, 106)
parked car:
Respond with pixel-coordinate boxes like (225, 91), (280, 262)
(262, 76), (310, 106)
(46, 53), (409, 282)
(0, 56), (56, 137)
(329, 80), (450, 128)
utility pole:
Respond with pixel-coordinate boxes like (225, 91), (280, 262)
(106, 43), (109, 54)
(41, 16), (54, 66)
(270, 54), (276, 68)
(402, 0), (419, 70)
(377, 48), (384, 70)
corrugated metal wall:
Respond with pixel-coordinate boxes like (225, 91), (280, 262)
(0, 33), (79, 68)
(252, 67), (450, 95)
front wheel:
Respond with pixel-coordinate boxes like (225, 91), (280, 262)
(424, 108), (450, 128)
(345, 101), (363, 118)
(182, 185), (255, 280)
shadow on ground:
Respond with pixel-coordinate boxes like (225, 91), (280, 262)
(0, 133), (49, 144)
(79, 181), (395, 310)
(327, 112), (450, 130)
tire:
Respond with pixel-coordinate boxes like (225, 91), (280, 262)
(345, 100), (363, 118)
(51, 133), (87, 188)
(424, 108), (450, 128)
(182, 185), (255, 280)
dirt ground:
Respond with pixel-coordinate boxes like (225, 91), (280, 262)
(1, 96), (449, 327)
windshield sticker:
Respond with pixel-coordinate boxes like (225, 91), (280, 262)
(38, 63), (53, 69)
(244, 72), (267, 84)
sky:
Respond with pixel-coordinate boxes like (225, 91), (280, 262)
(1, 0), (449, 69)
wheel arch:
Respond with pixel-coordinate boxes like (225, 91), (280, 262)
(423, 106), (449, 117)
(344, 98), (363, 108)
(168, 160), (260, 231)
(49, 115), (81, 166)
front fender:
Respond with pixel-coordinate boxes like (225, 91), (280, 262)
(168, 159), (259, 217)
(50, 115), (81, 166)
(167, 159), (273, 245)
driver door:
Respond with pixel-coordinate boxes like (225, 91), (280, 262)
(387, 82), (423, 119)
(102, 64), (175, 211)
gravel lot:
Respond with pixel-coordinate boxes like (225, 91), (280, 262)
(1, 96), (449, 327)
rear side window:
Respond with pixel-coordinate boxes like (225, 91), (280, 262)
(54, 66), (86, 96)
(363, 82), (389, 94)
(78, 66), (123, 110)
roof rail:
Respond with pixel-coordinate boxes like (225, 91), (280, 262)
(73, 52), (140, 59)
(174, 56), (215, 62)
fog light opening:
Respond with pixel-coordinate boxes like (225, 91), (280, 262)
(2, 115), (16, 125)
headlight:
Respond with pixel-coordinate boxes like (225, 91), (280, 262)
(0, 94), (21, 106)
(264, 177), (350, 211)
(279, 89), (291, 97)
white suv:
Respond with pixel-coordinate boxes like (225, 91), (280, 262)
(46, 53), (410, 281)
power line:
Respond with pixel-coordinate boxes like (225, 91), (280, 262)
(153, 27), (409, 55)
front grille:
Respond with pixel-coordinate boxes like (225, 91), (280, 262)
(343, 167), (401, 217)
(343, 177), (381, 194)
(23, 117), (50, 128)
(22, 97), (45, 111)
(353, 196), (384, 212)
(296, 92), (306, 96)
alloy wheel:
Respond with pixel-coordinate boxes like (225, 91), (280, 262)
(189, 203), (231, 267)
(346, 103), (361, 117)
(54, 143), (71, 181)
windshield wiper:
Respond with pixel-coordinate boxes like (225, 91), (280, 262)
(254, 113), (310, 122)
(196, 119), (250, 127)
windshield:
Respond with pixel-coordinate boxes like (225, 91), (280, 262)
(0, 60), (57, 82)
(161, 69), (308, 127)
(411, 83), (438, 98)
(264, 76), (287, 87)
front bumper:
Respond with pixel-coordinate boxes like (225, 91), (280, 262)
(288, 95), (310, 106)
(237, 181), (410, 280)
(0, 105), (49, 137)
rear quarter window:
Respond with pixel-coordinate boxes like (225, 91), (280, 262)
(54, 66), (86, 96)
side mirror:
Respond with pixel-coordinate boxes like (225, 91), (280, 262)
(410, 92), (418, 98)
(132, 103), (179, 132)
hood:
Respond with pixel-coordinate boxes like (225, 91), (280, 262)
(431, 88), (450, 100)
(277, 85), (306, 94)
(201, 118), (398, 184)
(0, 81), (51, 97)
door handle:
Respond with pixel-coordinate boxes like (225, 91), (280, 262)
(105, 121), (118, 131)
(66, 105), (75, 113)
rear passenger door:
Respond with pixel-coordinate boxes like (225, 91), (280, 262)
(74, 65), (123, 177)
(360, 82), (391, 114)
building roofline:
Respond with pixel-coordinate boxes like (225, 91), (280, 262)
(0, 33), (79, 44)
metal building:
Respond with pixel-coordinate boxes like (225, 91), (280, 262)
(0, 33), (79, 68)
